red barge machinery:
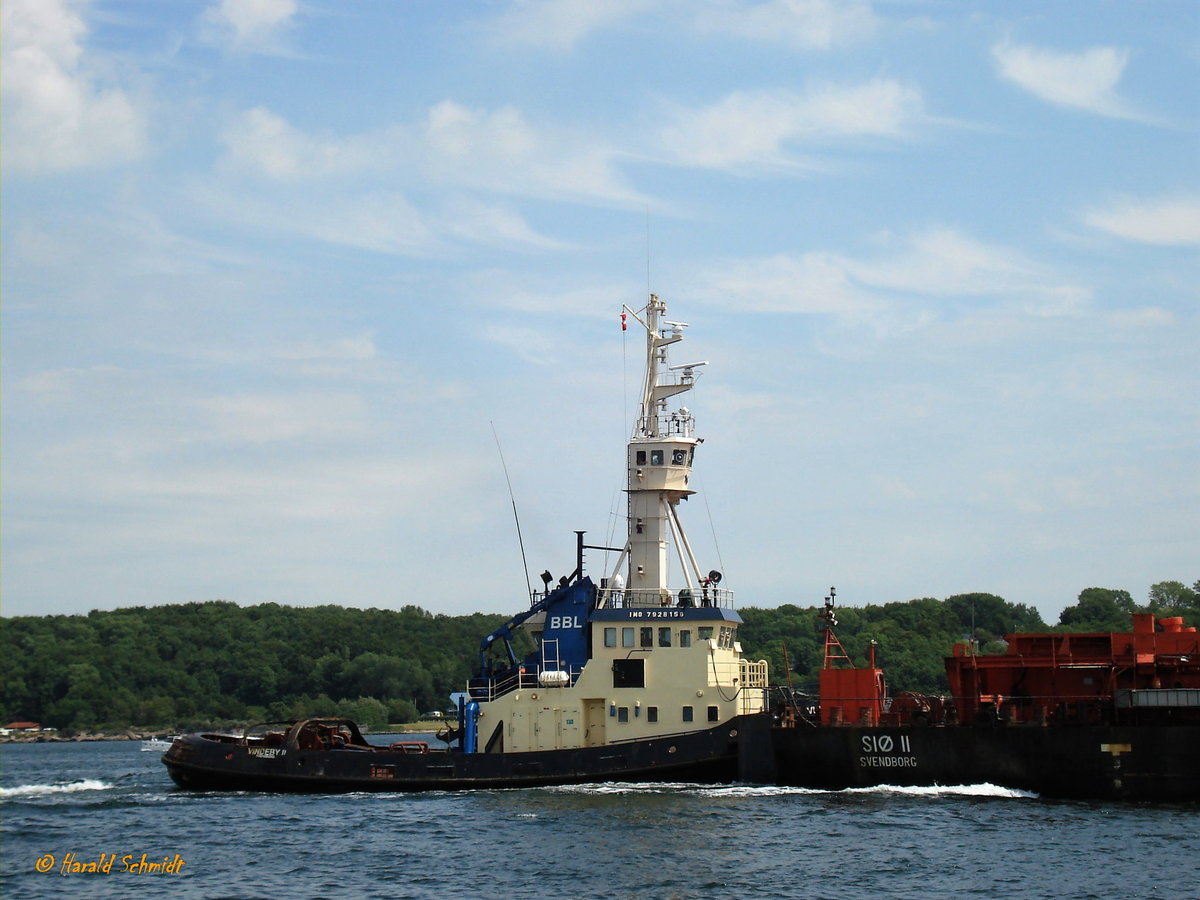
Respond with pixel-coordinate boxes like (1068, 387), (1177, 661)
(739, 590), (1200, 801)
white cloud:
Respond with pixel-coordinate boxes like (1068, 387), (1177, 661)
(695, 252), (881, 313)
(489, 0), (662, 51)
(656, 79), (926, 171)
(219, 101), (645, 210)
(694, 228), (1092, 322)
(195, 392), (369, 444)
(213, 104), (598, 254)
(298, 192), (438, 255)
(201, 0), (298, 52)
(1105, 307), (1175, 328)
(193, 177), (439, 255)
(480, 324), (562, 365)
(423, 100), (644, 206)
(491, 0), (879, 53)
(1083, 194), (1200, 246)
(274, 334), (379, 362)
(220, 107), (385, 178)
(17, 365), (128, 397)
(693, 0), (879, 50)
(438, 196), (568, 250)
(992, 40), (1141, 119)
(1, 0), (147, 173)
(168, 455), (472, 522)
(852, 229), (1047, 298)
(476, 278), (638, 318)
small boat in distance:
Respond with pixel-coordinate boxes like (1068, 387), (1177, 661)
(141, 737), (175, 752)
(162, 295), (770, 792)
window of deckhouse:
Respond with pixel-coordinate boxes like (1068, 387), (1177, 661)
(612, 659), (645, 688)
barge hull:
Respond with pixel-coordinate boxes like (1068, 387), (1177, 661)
(765, 722), (1200, 801)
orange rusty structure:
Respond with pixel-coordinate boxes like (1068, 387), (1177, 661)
(816, 588), (887, 726)
(818, 652), (886, 726)
(945, 613), (1200, 727)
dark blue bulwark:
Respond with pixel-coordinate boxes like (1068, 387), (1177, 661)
(478, 578), (598, 673)
(591, 607), (744, 625)
(538, 579), (594, 670)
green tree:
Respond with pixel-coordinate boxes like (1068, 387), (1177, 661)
(386, 698), (420, 724)
(945, 593), (1045, 642)
(1058, 587), (1136, 631)
(337, 696), (388, 729)
(1147, 581), (1199, 615)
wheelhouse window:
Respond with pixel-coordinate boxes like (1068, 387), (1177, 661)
(622, 627), (635, 648)
(640, 627), (654, 648)
(650, 450), (663, 465)
(636, 450), (647, 465)
(604, 627), (617, 648)
(612, 658), (645, 688)
(680, 630), (692, 648)
(698, 626), (714, 642)
(658, 627), (672, 647)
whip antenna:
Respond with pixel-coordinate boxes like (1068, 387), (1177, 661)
(491, 422), (533, 600)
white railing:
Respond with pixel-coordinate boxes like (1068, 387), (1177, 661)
(636, 408), (696, 439)
(469, 666), (581, 702)
(740, 658), (769, 690)
(597, 586), (734, 610)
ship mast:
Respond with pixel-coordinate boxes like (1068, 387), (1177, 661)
(606, 294), (708, 606)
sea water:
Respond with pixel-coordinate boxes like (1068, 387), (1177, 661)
(2, 739), (1196, 900)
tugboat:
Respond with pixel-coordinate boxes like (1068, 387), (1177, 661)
(746, 590), (1200, 801)
(163, 295), (770, 792)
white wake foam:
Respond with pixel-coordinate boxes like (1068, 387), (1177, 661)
(548, 781), (1037, 799)
(842, 782), (1038, 799)
(0, 779), (115, 798)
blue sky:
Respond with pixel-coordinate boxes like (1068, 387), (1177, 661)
(3, 0), (1197, 623)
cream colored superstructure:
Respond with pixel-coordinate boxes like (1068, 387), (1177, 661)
(471, 294), (768, 755)
(477, 608), (768, 753)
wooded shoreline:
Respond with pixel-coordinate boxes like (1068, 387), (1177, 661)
(4, 582), (1195, 733)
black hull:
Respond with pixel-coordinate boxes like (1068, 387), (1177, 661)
(163, 721), (743, 793)
(746, 718), (1200, 801)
